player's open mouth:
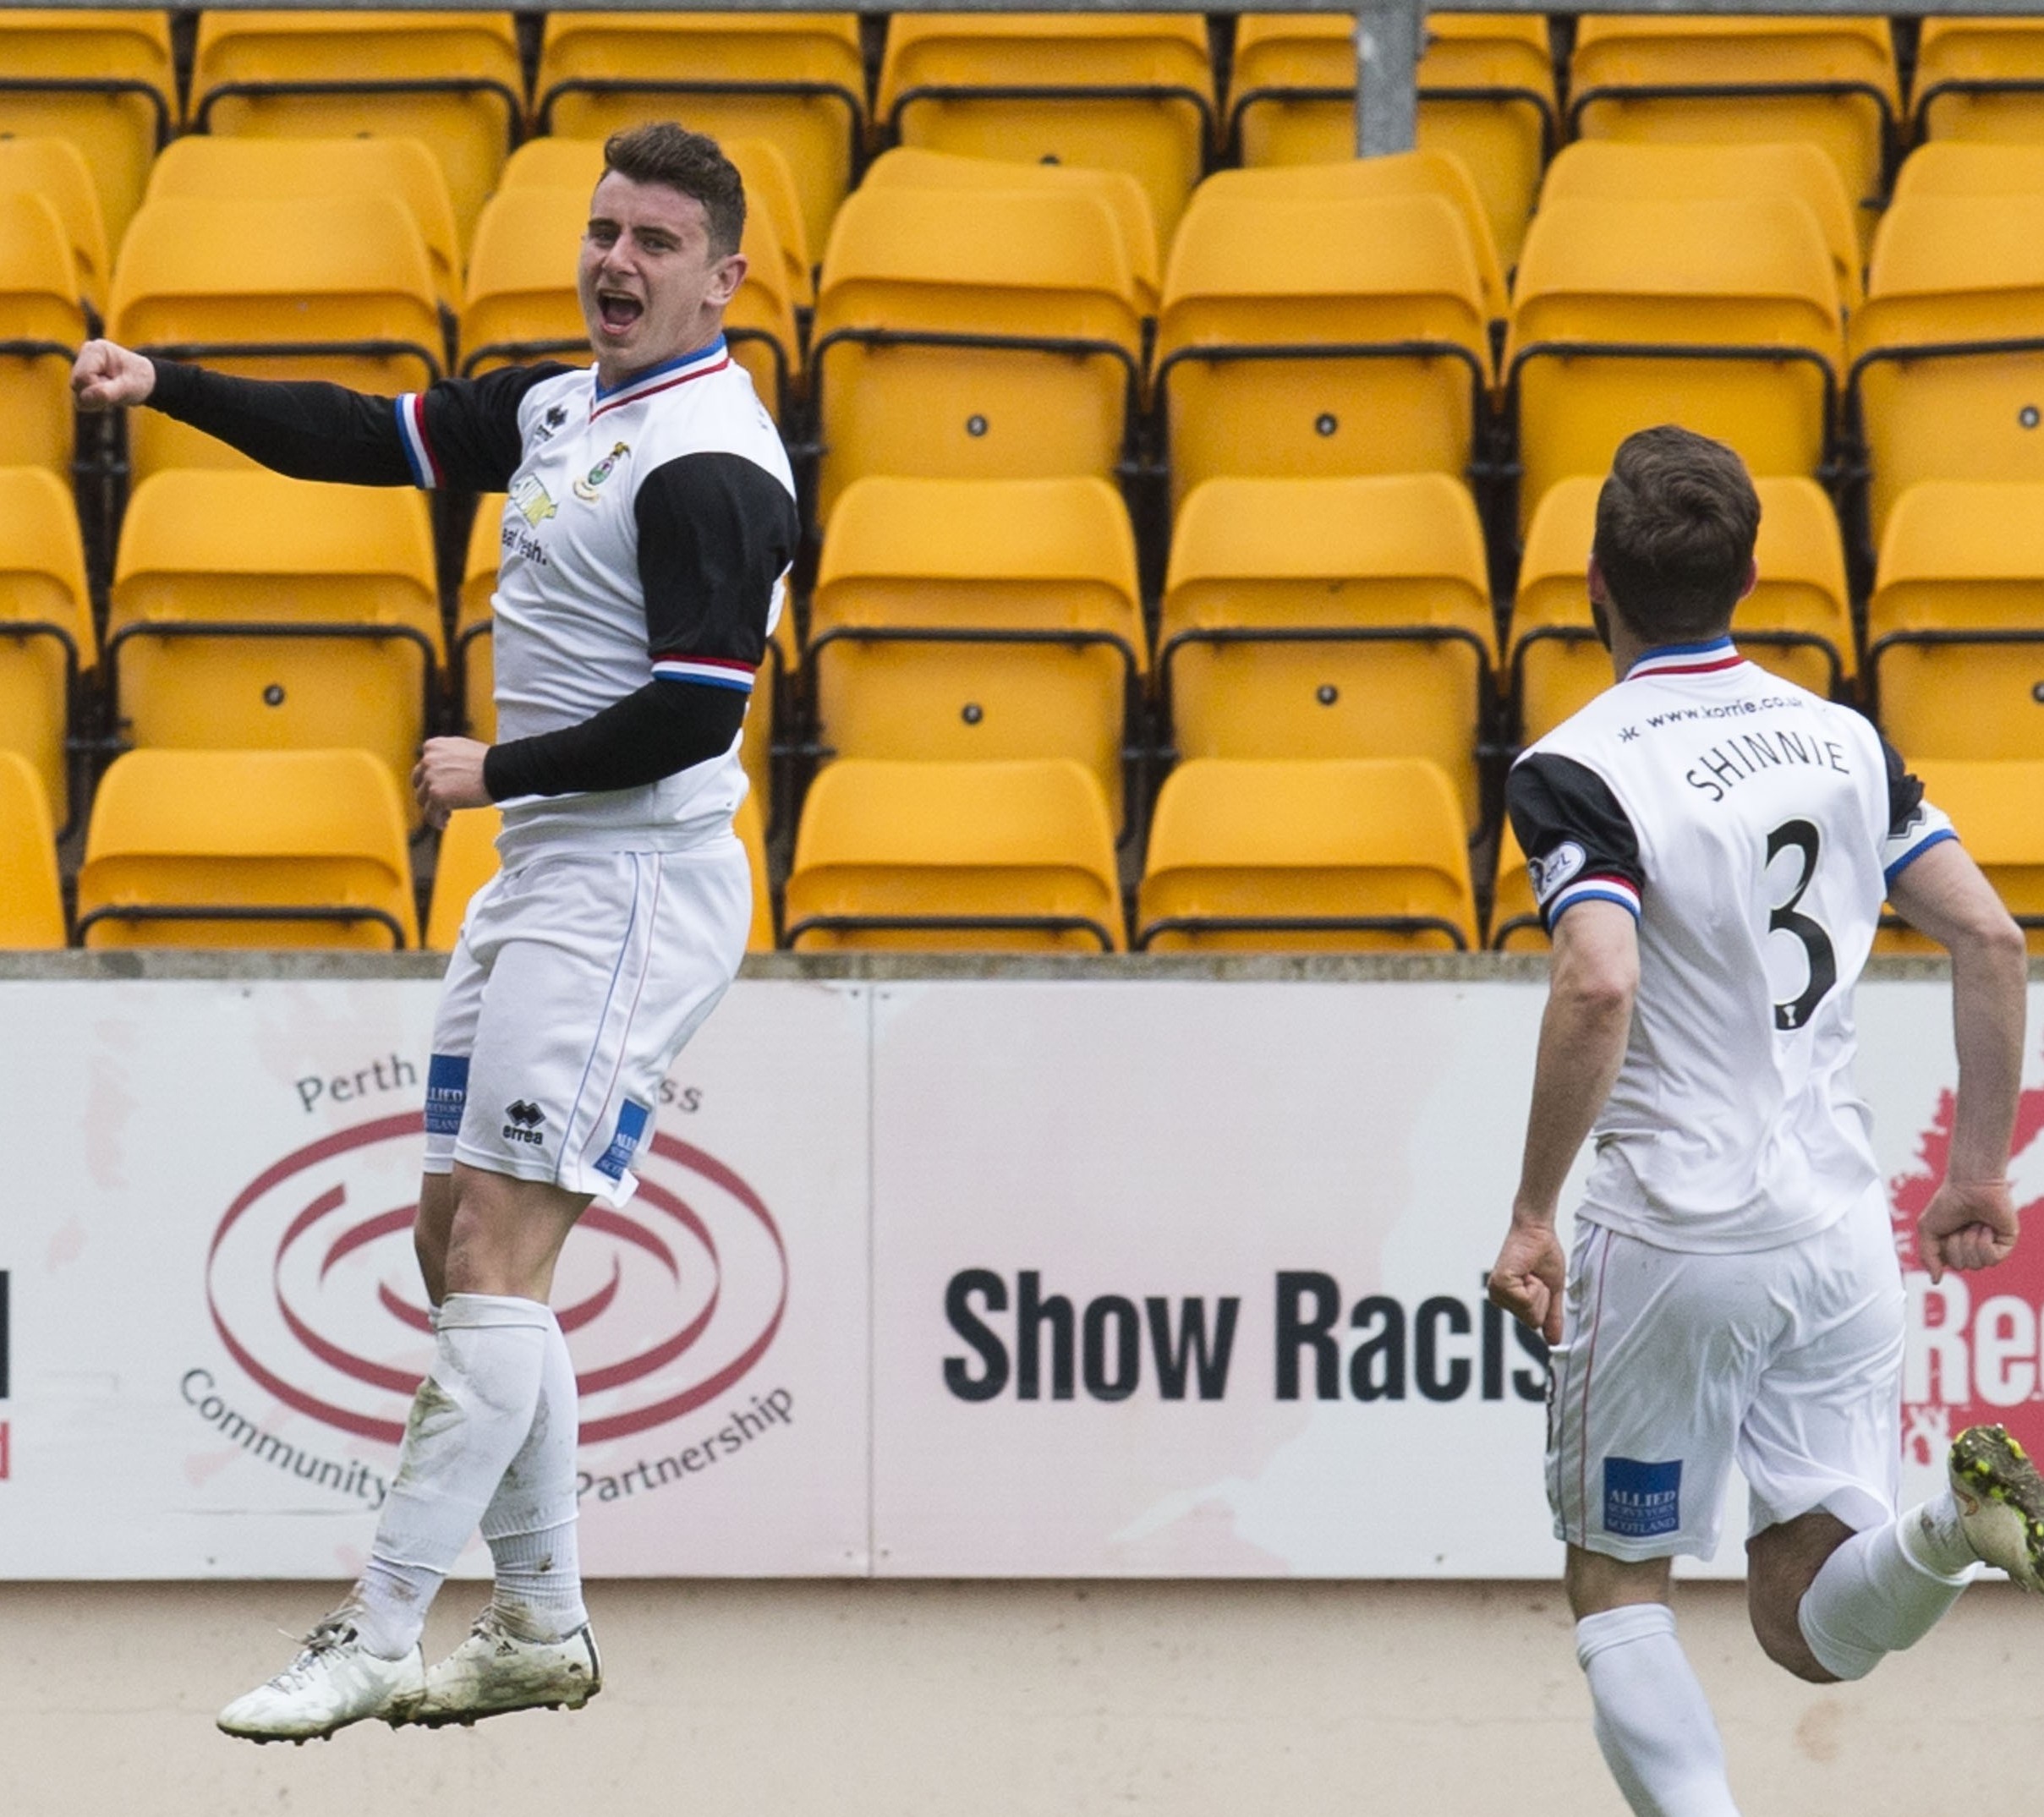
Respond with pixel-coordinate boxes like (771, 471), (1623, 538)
(597, 292), (643, 333)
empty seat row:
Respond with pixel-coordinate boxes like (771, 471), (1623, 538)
(0, 746), (775, 953)
(20, 10), (2044, 261)
(13, 738), (2039, 959)
(15, 454), (2041, 873)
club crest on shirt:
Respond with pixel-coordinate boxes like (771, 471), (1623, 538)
(1526, 840), (1587, 905)
(573, 441), (632, 501)
(509, 473), (557, 528)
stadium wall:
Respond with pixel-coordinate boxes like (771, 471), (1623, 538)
(5, 953), (2043, 1808)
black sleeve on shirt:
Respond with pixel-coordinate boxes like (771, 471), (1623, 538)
(636, 451), (801, 669)
(144, 359), (572, 492)
(1878, 732), (1929, 839)
(479, 451), (797, 801)
(1506, 753), (1646, 928)
(482, 681), (748, 800)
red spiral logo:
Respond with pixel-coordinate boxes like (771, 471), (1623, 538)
(206, 1112), (787, 1446)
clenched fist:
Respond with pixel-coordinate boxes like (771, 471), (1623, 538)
(72, 339), (156, 412)
(413, 736), (493, 830)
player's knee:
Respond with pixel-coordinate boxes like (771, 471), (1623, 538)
(1750, 1600), (1842, 1684)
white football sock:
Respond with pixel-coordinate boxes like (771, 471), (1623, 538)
(353, 1293), (552, 1660)
(1899, 1488), (1979, 1578)
(1576, 1604), (1741, 1817)
(480, 1308), (589, 1643)
(1796, 1513), (1971, 1683)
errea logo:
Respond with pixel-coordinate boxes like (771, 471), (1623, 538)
(502, 1101), (545, 1146)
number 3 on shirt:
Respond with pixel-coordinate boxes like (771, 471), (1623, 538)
(1766, 819), (1837, 1032)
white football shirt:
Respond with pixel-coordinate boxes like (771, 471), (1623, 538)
(397, 336), (797, 864)
(1509, 637), (1955, 1252)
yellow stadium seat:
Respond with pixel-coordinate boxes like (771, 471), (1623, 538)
(1876, 758), (2044, 955)
(1155, 191), (1491, 514)
(1488, 818), (1546, 951)
(109, 194), (442, 483)
(1537, 140), (1863, 311)
(425, 804), (500, 951)
(0, 9), (173, 245)
(810, 184), (1143, 522)
(0, 466), (95, 835)
(1509, 473), (1854, 747)
(460, 495), (786, 825)
(0, 190), (86, 480)
(1190, 152), (1507, 326)
(1568, 15), (1899, 250)
(77, 747), (419, 950)
(0, 748), (64, 948)
(809, 475), (1143, 824)
(0, 137), (108, 318)
(535, 12), (864, 265)
(1159, 473), (1494, 831)
(1867, 481), (2044, 768)
(1891, 139), (2044, 206)
(189, 10), (523, 250)
(460, 183), (797, 419)
(1229, 13), (1556, 265)
(1913, 19), (2044, 148)
(860, 145), (1162, 318)
(785, 757), (1122, 951)
(1849, 195), (2044, 550)
(878, 13), (1214, 242)
(1137, 756), (1478, 952)
(1505, 195), (1843, 537)
(500, 134), (816, 311)
(147, 135), (464, 317)
(108, 470), (442, 812)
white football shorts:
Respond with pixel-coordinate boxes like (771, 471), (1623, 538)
(421, 839), (752, 1207)
(1546, 1182), (1904, 1561)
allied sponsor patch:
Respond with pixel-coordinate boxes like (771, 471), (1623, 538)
(595, 1098), (651, 1181)
(1604, 1456), (1682, 1539)
(424, 1054), (469, 1136)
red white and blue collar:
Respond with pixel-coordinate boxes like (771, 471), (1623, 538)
(590, 337), (730, 420)
(1623, 637), (1745, 682)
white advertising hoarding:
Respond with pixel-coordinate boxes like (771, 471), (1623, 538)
(1, 978), (871, 1579)
(3, 971), (2041, 1579)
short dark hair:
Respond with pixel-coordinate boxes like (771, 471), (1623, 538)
(601, 122), (746, 258)
(1592, 426), (1762, 643)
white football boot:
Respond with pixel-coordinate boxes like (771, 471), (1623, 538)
(216, 1612), (426, 1743)
(411, 1606), (603, 1727)
(1951, 1425), (2044, 1593)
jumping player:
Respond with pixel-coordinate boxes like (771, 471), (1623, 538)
(1488, 426), (2043, 1815)
(74, 123), (798, 1741)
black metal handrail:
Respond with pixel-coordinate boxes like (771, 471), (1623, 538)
(193, 76), (523, 148)
(76, 901), (409, 948)
(785, 911), (1120, 951)
(1135, 912), (1470, 951)
(1225, 80), (1555, 161)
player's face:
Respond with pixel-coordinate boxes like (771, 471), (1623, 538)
(578, 173), (747, 385)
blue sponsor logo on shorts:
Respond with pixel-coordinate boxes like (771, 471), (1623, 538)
(1604, 1458), (1682, 1538)
(425, 1054), (469, 1136)
(595, 1099), (651, 1181)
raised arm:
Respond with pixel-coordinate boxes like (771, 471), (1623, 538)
(1888, 834), (2029, 1281)
(72, 338), (565, 493)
